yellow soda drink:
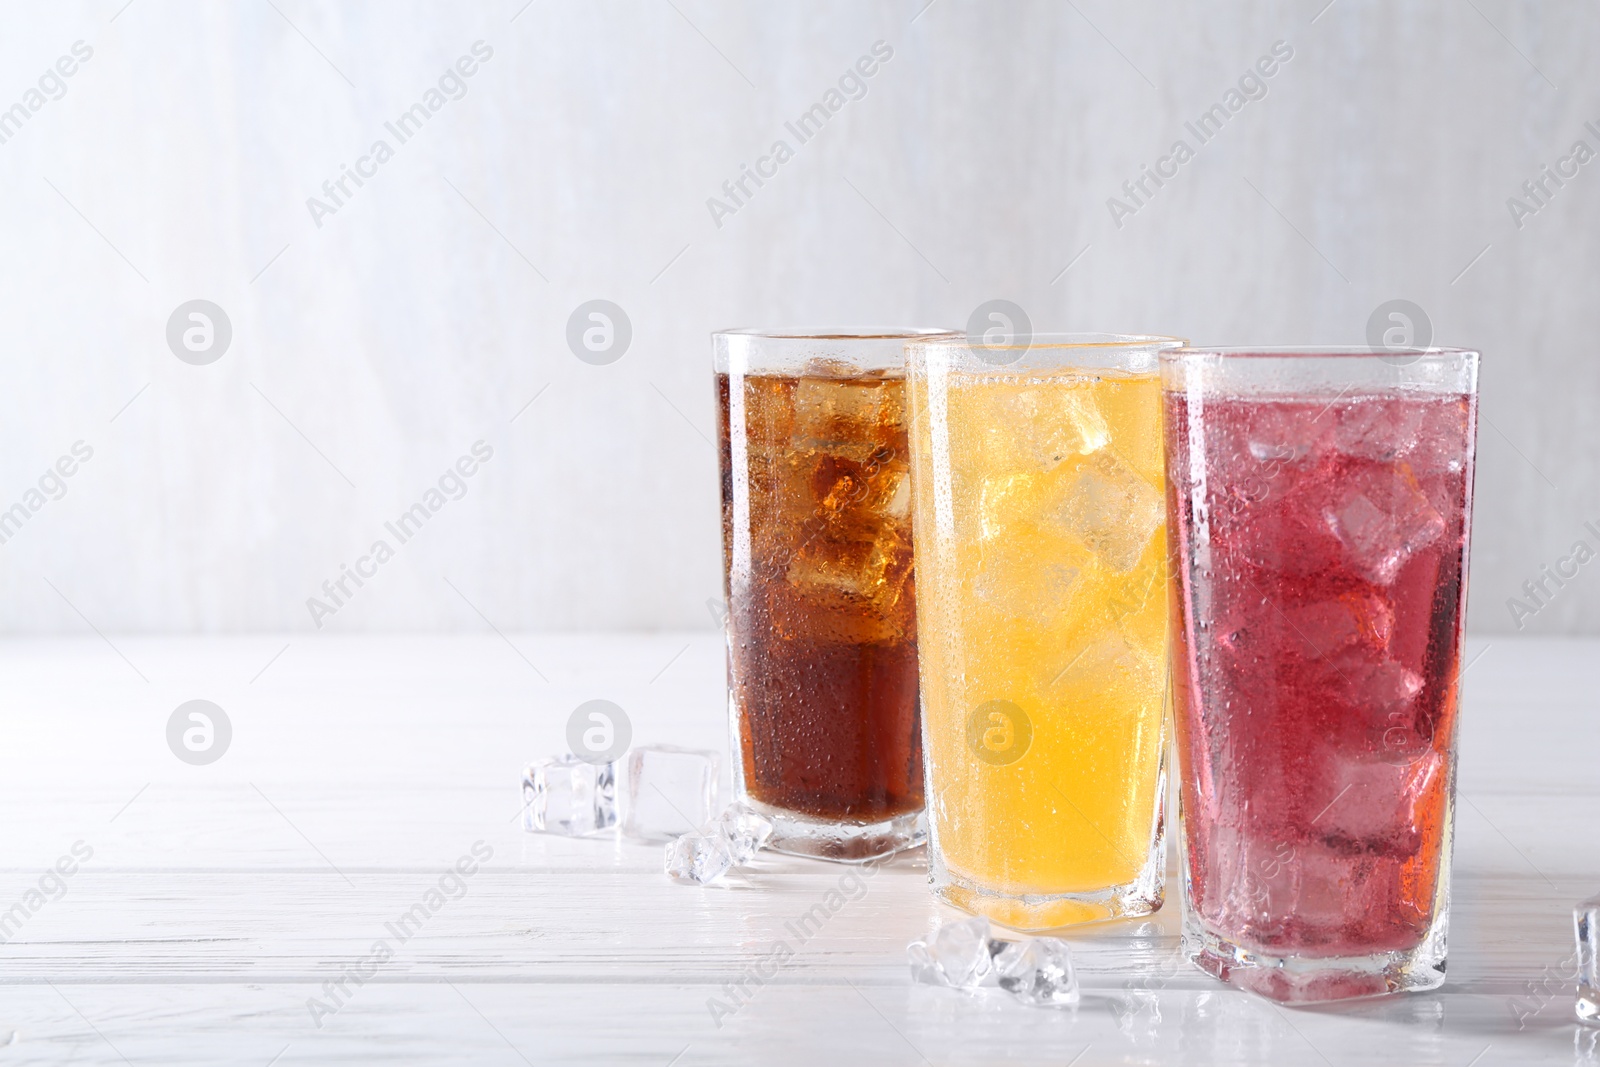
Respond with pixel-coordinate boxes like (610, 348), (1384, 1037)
(905, 334), (1179, 930)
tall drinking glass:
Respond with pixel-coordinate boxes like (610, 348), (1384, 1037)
(906, 333), (1183, 929)
(715, 329), (950, 861)
(1162, 347), (1479, 1002)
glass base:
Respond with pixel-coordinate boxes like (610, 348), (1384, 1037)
(746, 801), (925, 863)
(1182, 908), (1448, 1004)
(933, 871), (1163, 931)
(930, 815), (1166, 932)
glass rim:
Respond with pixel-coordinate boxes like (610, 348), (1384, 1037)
(907, 331), (1184, 352)
(713, 326), (958, 340)
(1161, 345), (1480, 360)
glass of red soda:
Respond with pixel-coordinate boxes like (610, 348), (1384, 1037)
(1162, 347), (1479, 1003)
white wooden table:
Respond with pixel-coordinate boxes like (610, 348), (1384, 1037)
(1, 633), (1595, 1065)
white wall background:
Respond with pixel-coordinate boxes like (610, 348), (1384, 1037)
(0, 0), (1594, 635)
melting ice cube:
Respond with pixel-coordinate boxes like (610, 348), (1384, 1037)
(787, 536), (896, 600)
(790, 377), (894, 461)
(1246, 403), (1331, 465)
(993, 937), (1079, 1008)
(986, 385), (1109, 471)
(907, 916), (996, 989)
(1216, 594), (1394, 668)
(624, 745), (717, 842)
(1047, 451), (1163, 572)
(664, 830), (735, 885)
(1405, 398), (1471, 476)
(875, 470), (911, 520)
(1044, 630), (1160, 698)
(1282, 594), (1394, 657)
(1309, 749), (1443, 856)
(1322, 466), (1445, 585)
(973, 549), (1081, 627)
(663, 805), (774, 886)
(975, 472), (1043, 542)
(522, 756), (617, 836)
(1332, 402), (1426, 462)
(719, 804), (775, 864)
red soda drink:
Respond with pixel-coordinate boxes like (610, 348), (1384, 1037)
(1164, 349), (1479, 1003)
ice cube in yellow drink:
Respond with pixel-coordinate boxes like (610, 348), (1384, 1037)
(907, 365), (1168, 929)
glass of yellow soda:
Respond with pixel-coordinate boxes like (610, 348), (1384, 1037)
(905, 332), (1184, 930)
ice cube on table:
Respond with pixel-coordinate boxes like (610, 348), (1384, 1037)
(663, 805), (774, 885)
(907, 916), (996, 989)
(719, 804), (775, 864)
(993, 938), (1079, 1008)
(1575, 894), (1600, 1025)
(664, 831), (735, 885)
(624, 745), (718, 842)
(521, 756), (617, 836)
(1322, 465), (1445, 585)
(1047, 451), (1163, 572)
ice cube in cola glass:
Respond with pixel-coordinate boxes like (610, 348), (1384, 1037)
(1162, 347), (1479, 1003)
